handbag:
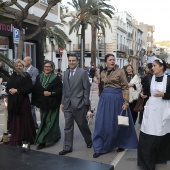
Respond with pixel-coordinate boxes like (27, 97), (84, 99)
(118, 109), (129, 126)
(134, 95), (144, 112)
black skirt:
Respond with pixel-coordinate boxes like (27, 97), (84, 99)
(138, 131), (170, 170)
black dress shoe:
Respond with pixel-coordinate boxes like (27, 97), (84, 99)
(87, 141), (92, 148)
(36, 143), (46, 150)
(59, 150), (72, 155)
(93, 153), (100, 158)
(117, 148), (125, 152)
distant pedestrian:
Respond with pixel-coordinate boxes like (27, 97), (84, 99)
(23, 56), (39, 129)
(59, 54), (92, 155)
(89, 66), (95, 80)
(32, 61), (62, 150)
(125, 64), (141, 124)
(138, 63), (153, 124)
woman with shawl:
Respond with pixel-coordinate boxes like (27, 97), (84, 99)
(6, 59), (36, 146)
(32, 61), (62, 150)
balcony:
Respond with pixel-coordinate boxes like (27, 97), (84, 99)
(99, 43), (114, 58)
(127, 32), (133, 39)
(126, 49), (133, 56)
(117, 44), (128, 52)
(73, 44), (90, 51)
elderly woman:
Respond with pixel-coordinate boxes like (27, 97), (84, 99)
(32, 61), (62, 150)
(6, 59), (36, 146)
(92, 54), (138, 158)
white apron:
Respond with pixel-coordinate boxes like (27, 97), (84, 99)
(141, 75), (170, 136)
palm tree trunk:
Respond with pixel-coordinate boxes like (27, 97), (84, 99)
(91, 26), (97, 66)
(80, 23), (85, 68)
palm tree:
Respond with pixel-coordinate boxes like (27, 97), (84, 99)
(42, 26), (70, 53)
(42, 5), (70, 58)
(64, 0), (114, 67)
(88, 0), (114, 66)
(65, 0), (93, 67)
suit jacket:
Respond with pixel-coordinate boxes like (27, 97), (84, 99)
(62, 67), (90, 110)
(26, 65), (39, 85)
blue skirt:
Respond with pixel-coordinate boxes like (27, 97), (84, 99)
(93, 87), (138, 154)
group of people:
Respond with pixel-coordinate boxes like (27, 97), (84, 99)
(6, 57), (62, 150)
(5, 53), (170, 170)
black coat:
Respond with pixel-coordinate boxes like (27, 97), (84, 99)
(32, 74), (62, 111)
(6, 72), (33, 116)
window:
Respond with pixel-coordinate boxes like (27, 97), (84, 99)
(40, 0), (48, 5)
(117, 34), (119, 49)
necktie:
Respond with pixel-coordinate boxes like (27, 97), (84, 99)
(69, 70), (74, 85)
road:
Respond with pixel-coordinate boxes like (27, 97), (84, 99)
(0, 83), (170, 170)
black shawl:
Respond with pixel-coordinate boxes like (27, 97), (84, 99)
(32, 74), (62, 111)
(6, 72), (33, 116)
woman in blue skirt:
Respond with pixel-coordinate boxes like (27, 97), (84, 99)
(93, 54), (138, 158)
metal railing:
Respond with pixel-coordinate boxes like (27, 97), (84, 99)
(73, 44), (90, 51)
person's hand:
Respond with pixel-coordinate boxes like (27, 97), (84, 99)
(122, 103), (128, 110)
(44, 91), (51, 96)
(140, 92), (148, 99)
(128, 83), (134, 87)
(154, 91), (164, 97)
(60, 104), (64, 112)
(9, 88), (17, 95)
(94, 80), (99, 84)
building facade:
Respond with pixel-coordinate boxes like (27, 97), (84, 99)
(1, 0), (60, 71)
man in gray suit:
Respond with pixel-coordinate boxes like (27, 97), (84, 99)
(59, 54), (92, 155)
(23, 56), (39, 129)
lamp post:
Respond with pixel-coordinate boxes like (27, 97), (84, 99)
(97, 33), (102, 66)
(50, 35), (54, 62)
(68, 40), (72, 54)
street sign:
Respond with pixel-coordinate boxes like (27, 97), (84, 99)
(59, 47), (63, 56)
(13, 27), (20, 44)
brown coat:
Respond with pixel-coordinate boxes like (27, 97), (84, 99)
(100, 67), (129, 106)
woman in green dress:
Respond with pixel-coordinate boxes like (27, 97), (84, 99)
(32, 61), (62, 150)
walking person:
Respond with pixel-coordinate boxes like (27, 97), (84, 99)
(138, 59), (170, 170)
(6, 59), (36, 146)
(92, 54), (138, 158)
(59, 54), (92, 155)
(138, 63), (153, 124)
(32, 61), (62, 150)
(23, 56), (39, 129)
(125, 64), (141, 124)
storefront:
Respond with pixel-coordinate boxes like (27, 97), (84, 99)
(0, 22), (43, 71)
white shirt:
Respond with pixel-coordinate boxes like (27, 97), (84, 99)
(26, 65), (32, 72)
(69, 67), (77, 78)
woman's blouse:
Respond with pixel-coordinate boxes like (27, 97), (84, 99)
(100, 68), (129, 105)
(143, 74), (170, 100)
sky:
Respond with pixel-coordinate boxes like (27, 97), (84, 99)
(62, 0), (170, 42)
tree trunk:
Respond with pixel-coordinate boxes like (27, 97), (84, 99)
(17, 29), (25, 59)
(91, 26), (97, 66)
(80, 23), (85, 68)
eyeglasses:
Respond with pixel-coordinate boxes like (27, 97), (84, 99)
(44, 66), (52, 68)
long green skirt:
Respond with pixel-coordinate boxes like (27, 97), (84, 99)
(35, 107), (61, 144)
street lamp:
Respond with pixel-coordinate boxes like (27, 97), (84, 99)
(68, 40), (72, 54)
(50, 35), (54, 62)
(97, 33), (102, 66)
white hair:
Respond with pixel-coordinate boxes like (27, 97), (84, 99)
(24, 56), (32, 63)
